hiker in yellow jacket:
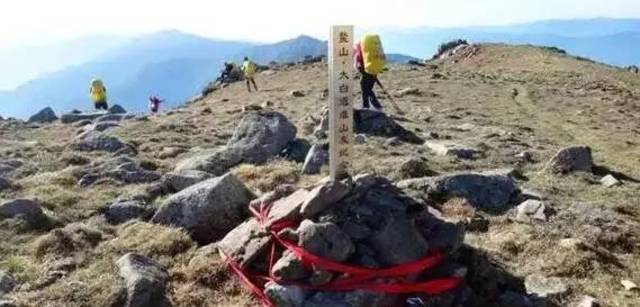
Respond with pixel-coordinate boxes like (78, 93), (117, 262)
(241, 57), (258, 92)
(89, 79), (109, 110)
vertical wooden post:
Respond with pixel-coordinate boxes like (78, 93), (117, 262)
(328, 25), (354, 180)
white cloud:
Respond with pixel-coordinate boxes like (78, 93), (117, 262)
(1, 0), (639, 48)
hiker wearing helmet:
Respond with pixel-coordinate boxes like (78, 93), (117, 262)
(89, 79), (109, 110)
(148, 95), (164, 115)
(355, 34), (386, 112)
(242, 56), (259, 92)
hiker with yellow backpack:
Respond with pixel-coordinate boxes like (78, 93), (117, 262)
(241, 56), (259, 92)
(355, 34), (386, 112)
(89, 78), (109, 110)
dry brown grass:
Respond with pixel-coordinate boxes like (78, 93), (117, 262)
(233, 159), (300, 193)
(108, 221), (195, 263)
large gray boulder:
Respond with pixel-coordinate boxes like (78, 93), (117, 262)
(28, 107), (58, 123)
(544, 145), (593, 174)
(70, 133), (136, 154)
(397, 170), (518, 211)
(151, 173), (255, 243)
(226, 111), (297, 163)
(175, 111), (296, 174)
(116, 253), (169, 307)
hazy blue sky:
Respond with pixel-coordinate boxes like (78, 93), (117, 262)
(1, 0), (639, 48)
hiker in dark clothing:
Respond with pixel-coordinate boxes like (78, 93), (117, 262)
(219, 62), (235, 84)
(360, 72), (382, 110)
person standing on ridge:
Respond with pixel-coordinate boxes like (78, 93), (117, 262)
(354, 34), (386, 112)
(148, 95), (164, 116)
(89, 78), (109, 111)
(242, 56), (259, 92)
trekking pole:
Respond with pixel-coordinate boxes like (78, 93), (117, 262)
(375, 78), (406, 115)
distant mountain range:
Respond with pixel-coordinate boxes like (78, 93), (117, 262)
(1, 18), (639, 119)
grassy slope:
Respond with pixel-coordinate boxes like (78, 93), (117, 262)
(0, 43), (638, 306)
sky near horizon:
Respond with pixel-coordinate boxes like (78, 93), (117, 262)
(1, 0), (639, 48)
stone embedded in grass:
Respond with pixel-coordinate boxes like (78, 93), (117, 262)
(544, 145), (593, 174)
(577, 295), (599, 307)
(0, 199), (44, 221)
(525, 275), (568, 299)
(396, 87), (421, 97)
(515, 200), (548, 223)
(289, 90), (306, 97)
(0, 270), (15, 295)
(425, 141), (481, 159)
(151, 173), (255, 244)
(395, 157), (433, 180)
(0, 177), (12, 191)
(104, 200), (156, 224)
(600, 174), (621, 188)
(160, 169), (213, 193)
(397, 170), (518, 212)
(301, 143), (329, 175)
(70, 132), (137, 155)
(108, 104), (127, 114)
(116, 253), (168, 307)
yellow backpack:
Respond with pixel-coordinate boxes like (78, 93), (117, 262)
(243, 60), (257, 76)
(361, 34), (386, 75)
(90, 79), (107, 103)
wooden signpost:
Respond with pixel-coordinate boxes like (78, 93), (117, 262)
(328, 25), (355, 180)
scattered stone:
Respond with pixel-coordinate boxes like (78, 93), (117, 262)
(96, 114), (124, 122)
(525, 275), (568, 299)
(218, 218), (271, 268)
(621, 279), (638, 291)
(0, 271), (15, 295)
(90, 121), (120, 132)
(290, 90), (305, 97)
(300, 180), (351, 218)
(498, 291), (533, 307)
(73, 119), (93, 127)
(28, 107), (58, 123)
(76, 156), (160, 186)
(109, 104), (127, 114)
(157, 147), (187, 159)
(0, 177), (12, 191)
(455, 123), (475, 131)
(104, 200), (155, 224)
(559, 238), (583, 249)
(396, 88), (421, 97)
(518, 188), (544, 201)
(0, 299), (15, 307)
(354, 134), (366, 144)
(385, 136), (402, 147)
(515, 200), (548, 223)
(264, 281), (305, 307)
(516, 151), (533, 162)
(425, 141), (481, 159)
(0, 199), (44, 221)
(160, 170), (213, 193)
(280, 139), (311, 163)
(396, 157), (432, 180)
(116, 253), (168, 307)
(151, 173), (255, 243)
(576, 295), (599, 307)
(600, 174), (621, 187)
(70, 133), (136, 154)
(302, 143), (329, 175)
(298, 220), (355, 262)
(397, 170), (518, 211)
(60, 112), (106, 124)
(544, 145), (593, 174)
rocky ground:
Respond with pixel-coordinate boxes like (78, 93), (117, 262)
(0, 43), (639, 307)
